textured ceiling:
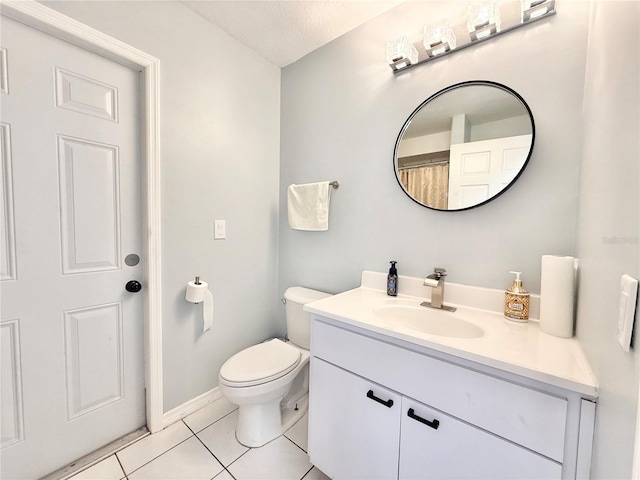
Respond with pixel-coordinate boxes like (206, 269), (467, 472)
(181, 1), (404, 67)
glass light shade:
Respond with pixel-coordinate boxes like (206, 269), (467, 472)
(423, 21), (457, 57)
(387, 35), (418, 70)
(521, 0), (556, 22)
(467, 1), (501, 41)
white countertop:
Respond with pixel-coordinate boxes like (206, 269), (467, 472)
(304, 271), (598, 398)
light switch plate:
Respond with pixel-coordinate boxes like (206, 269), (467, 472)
(214, 220), (226, 240)
(618, 274), (638, 352)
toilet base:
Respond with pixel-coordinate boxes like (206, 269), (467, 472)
(236, 394), (308, 447)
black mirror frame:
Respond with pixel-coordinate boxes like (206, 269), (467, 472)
(393, 80), (536, 212)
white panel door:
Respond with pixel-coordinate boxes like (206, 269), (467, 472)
(448, 134), (532, 209)
(0, 16), (145, 479)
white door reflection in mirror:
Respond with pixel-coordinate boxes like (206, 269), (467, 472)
(448, 134), (532, 210)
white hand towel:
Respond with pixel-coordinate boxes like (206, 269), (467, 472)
(287, 182), (331, 231)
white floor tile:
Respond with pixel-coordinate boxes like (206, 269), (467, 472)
(116, 421), (192, 474)
(68, 455), (124, 480)
(228, 436), (312, 480)
(213, 469), (236, 480)
(128, 437), (223, 480)
(184, 396), (238, 433)
(302, 466), (331, 480)
(284, 411), (308, 452)
(197, 410), (249, 467)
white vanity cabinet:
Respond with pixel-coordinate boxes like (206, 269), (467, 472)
(308, 316), (595, 480)
(310, 356), (561, 480)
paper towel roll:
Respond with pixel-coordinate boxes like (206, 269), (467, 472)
(539, 255), (577, 338)
(185, 280), (214, 333)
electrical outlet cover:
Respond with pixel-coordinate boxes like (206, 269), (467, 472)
(618, 274), (639, 352)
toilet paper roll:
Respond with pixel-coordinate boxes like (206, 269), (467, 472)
(539, 255), (577, 338)
(185, 280), (214, 333)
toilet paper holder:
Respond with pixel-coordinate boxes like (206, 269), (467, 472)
(185, 276), (214, 332)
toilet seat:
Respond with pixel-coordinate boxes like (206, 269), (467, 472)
(220, 339), (301, 387)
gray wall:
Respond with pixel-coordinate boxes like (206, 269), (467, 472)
(576, 2), (640, 478)
(44, 1), (282, 411)
(279, 2), (589, 300)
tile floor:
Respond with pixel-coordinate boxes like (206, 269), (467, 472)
(69, 397), (330, 480)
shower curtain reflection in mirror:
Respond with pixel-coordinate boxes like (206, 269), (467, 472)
(399, 163), (449, 210)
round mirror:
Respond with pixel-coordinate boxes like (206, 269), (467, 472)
(393, 81), (535, 211)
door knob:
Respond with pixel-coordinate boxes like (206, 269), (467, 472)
(126, 280), (142, 293)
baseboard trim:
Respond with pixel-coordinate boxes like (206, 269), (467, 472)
(162, 387), (222, 428)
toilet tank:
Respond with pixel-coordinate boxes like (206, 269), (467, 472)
(284, 286), (332, 349)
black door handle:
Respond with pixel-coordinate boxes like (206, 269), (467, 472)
(126, 280), (142, 293)
(366, 389), (394, 408)
(407, 408), (440, 430)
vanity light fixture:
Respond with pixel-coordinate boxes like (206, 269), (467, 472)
(387, 35), (418, 71)
(467, 1), (501, 41)
(423, 20), (457, 58)
(521, 0), (556, 22)
(386, 0), (557, 74)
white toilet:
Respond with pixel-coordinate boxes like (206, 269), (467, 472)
(218, 286), (331, 447)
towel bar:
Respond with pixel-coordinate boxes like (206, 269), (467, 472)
(330, 181), (339, 189)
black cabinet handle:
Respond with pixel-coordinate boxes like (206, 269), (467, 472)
(407, 408), (440, 430)
(366, 389), (394, 408)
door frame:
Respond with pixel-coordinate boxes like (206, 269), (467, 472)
(1, 0), (164, 433)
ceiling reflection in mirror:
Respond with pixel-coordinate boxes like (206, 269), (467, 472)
(393, 81), (535, 211)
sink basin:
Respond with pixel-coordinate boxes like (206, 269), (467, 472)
(374, 304), (484, 339)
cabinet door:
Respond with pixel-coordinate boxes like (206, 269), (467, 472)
(399, 398), (562, 480)
(309, 357), (401, 480)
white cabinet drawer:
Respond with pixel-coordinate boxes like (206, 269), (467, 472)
(311, 318), (568, 462)
(399, 397), (562, 480)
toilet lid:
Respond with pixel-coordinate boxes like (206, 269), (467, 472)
(220, 339), (301, 387)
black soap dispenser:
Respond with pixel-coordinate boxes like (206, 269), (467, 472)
(387, 261), (398, 296)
